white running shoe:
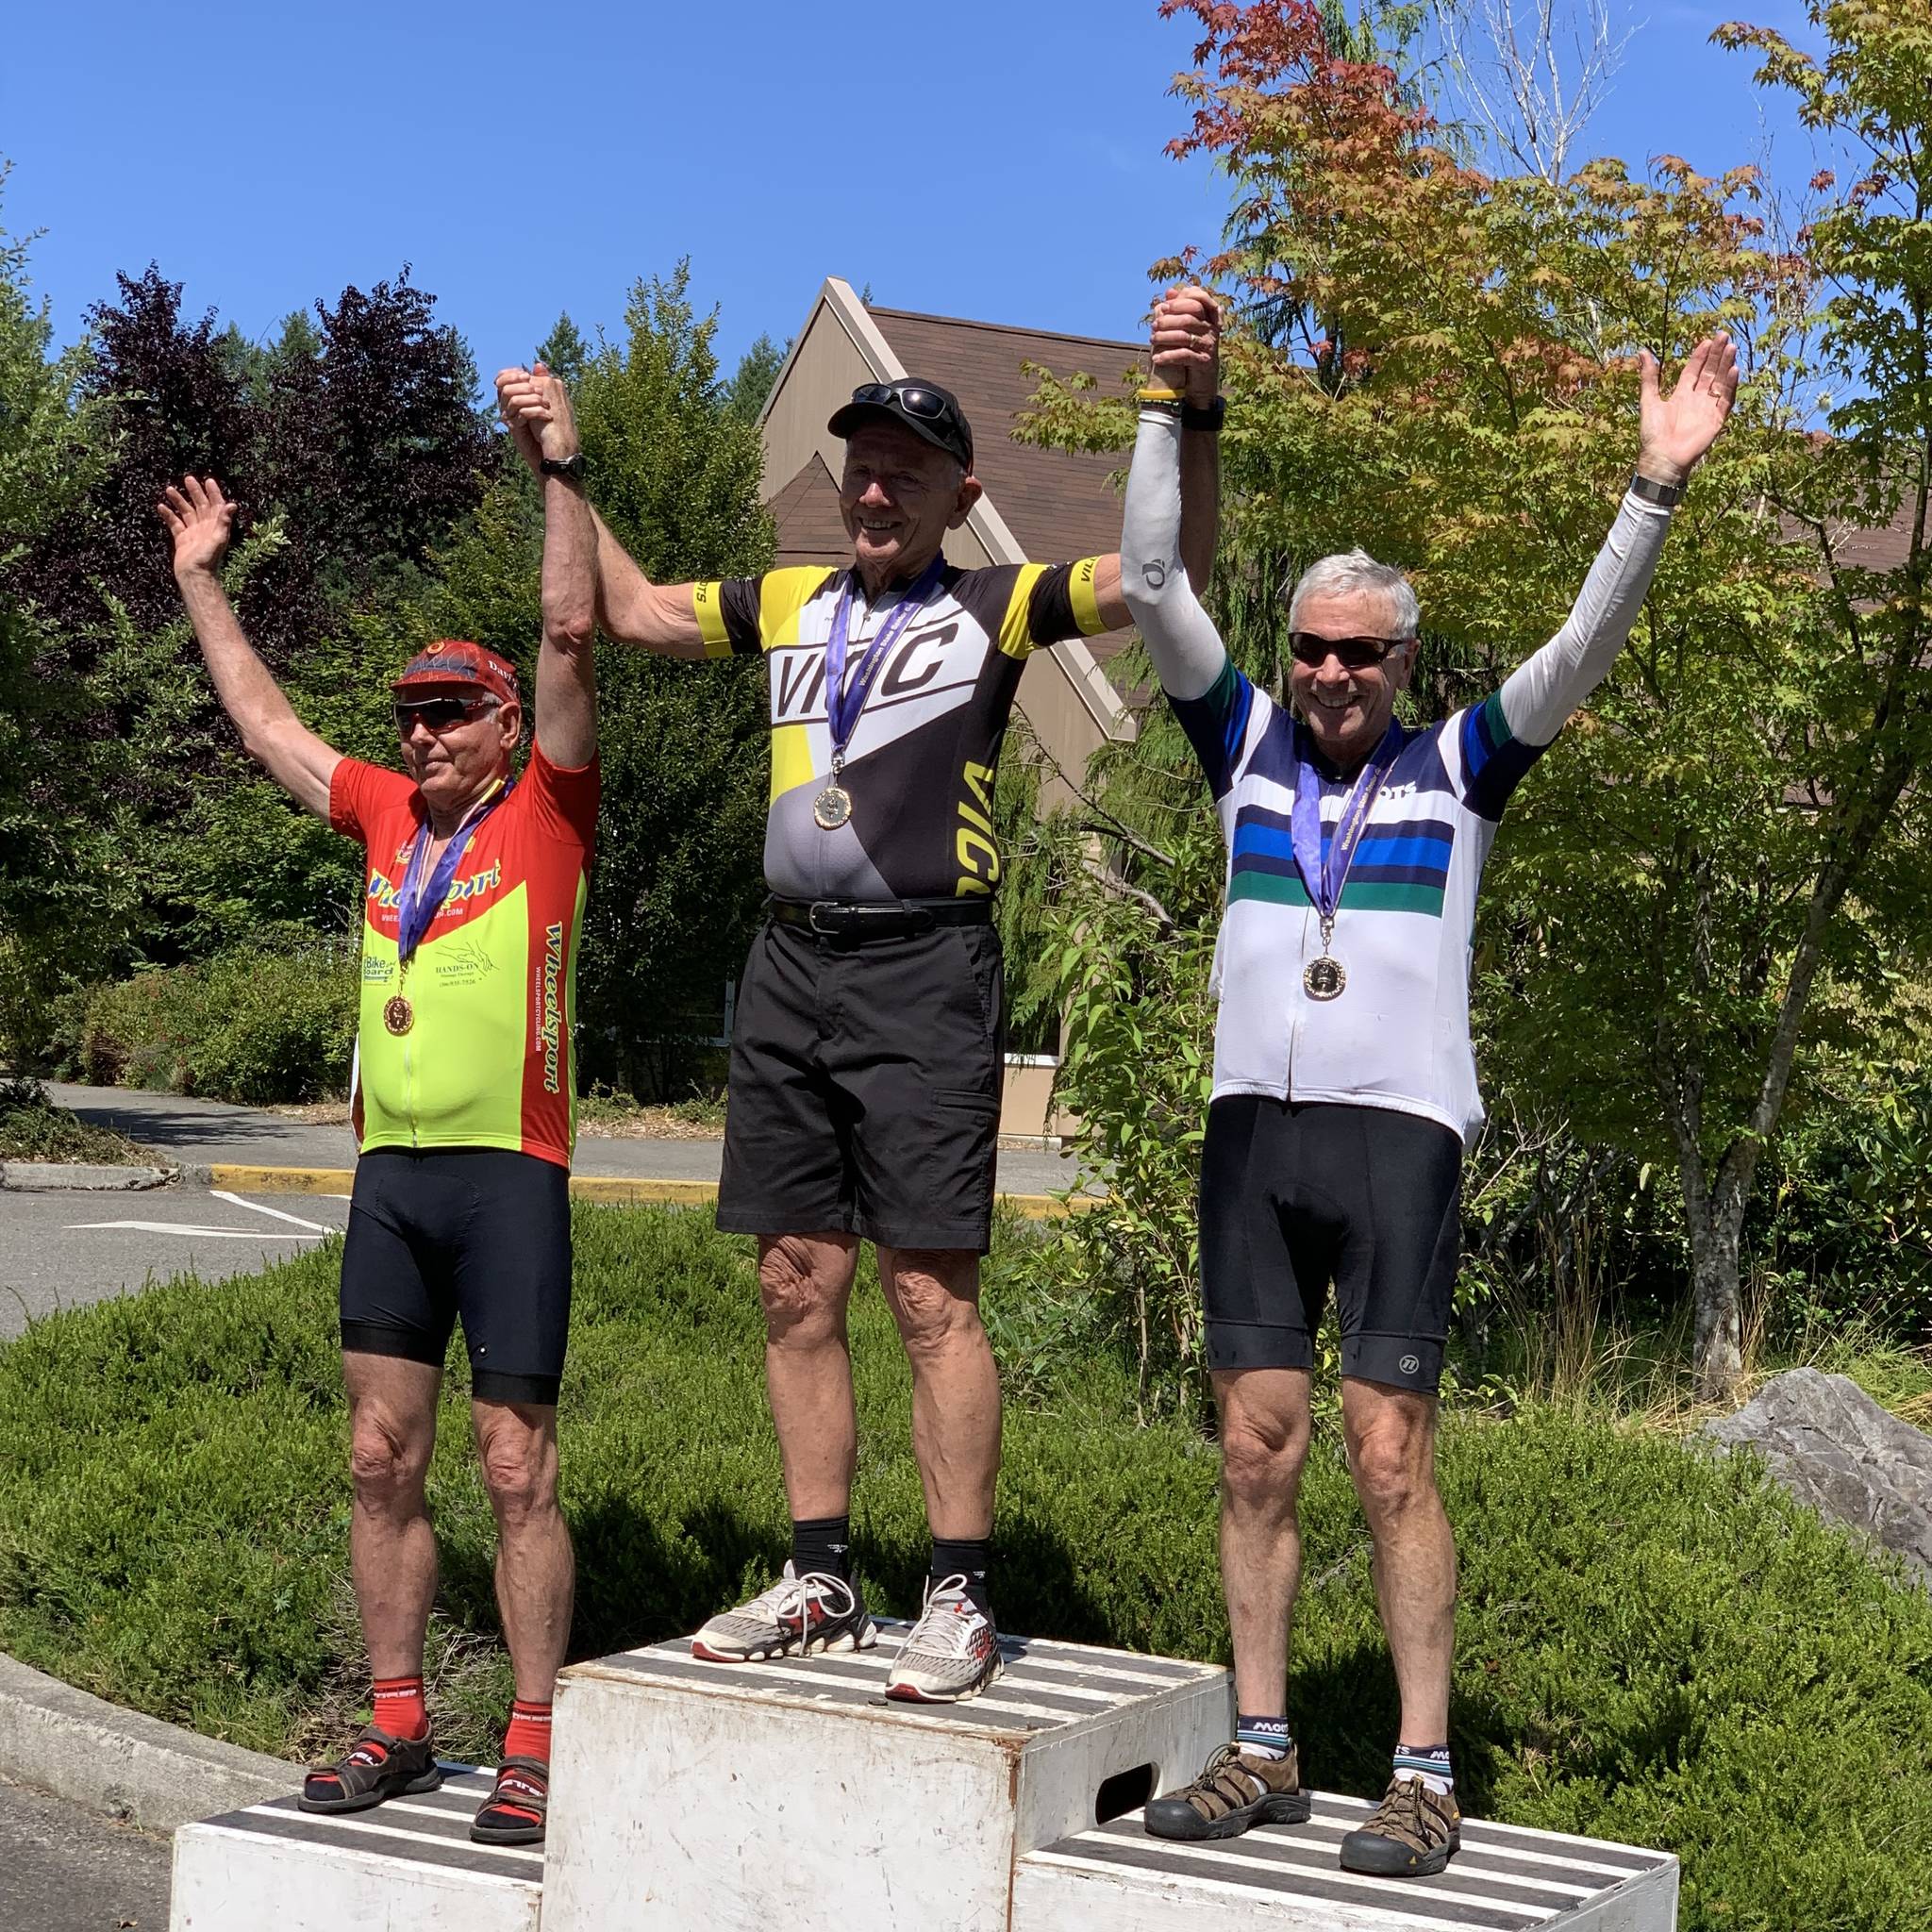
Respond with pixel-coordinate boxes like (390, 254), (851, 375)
(691, 1562), (876, 1663)
(884, 1574), (1004, 1703)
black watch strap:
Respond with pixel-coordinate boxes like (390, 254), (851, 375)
(1628, 470), (1682, 508)
(540, 453), (588, 482)
(1181, 395), (1227, 434)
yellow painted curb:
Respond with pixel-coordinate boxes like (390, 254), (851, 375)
(207, 1165), (358, 1195)
(206, 1164), (1103, 1219)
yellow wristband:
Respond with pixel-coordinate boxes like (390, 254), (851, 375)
(1137, 386), (1184, 406)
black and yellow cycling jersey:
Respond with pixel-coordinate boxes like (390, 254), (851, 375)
(692, 559), (1110, 902)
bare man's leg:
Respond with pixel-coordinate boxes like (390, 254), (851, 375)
(473, 1399), (575, 1702)
(1212, 1367), (1314, 1715)
(1341, 1377), (1456, 1744)
(343, 1353), (442, 1677)
(876, 1245), (1000, 1540)
(758, 1232), (862, 1520)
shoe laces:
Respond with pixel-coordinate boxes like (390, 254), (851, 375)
(904, 1574), (991, 1659)
(1187, 1741), (1267, 1806)
(1369, 1774), (1436, 1840)
(743, 1561), (858, 1625)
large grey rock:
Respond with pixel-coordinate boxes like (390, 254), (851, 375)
(1705, 1366), (1932, 1587)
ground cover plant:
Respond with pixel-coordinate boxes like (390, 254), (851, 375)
(0, 1077), (150, 1164)
(0, 1207), (1928, 1929)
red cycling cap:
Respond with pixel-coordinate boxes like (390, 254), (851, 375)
(392, 640), (519, 707)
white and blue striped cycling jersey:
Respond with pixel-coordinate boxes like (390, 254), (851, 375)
(1123, 408), (1674, 1145)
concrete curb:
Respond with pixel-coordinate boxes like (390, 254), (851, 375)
(0, 1651), (294, 1831)
(185, 1162), (1101, 1220)
(0, 1160), (172, 1192)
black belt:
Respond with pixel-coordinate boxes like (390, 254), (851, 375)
(767, 896), (992, 941)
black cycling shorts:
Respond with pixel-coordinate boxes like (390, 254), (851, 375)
(1198, 1096), (1461, 1393)
(717, 919), (1004, 1253)
(339, 1147), (572, 1406)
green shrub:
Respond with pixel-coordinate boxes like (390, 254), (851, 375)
(0, 1077), (149, 1163)
(74, 940), (358, 1104)
(2, 1205), (1929, 1928)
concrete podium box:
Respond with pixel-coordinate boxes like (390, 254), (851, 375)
(169, 1765), (542, 1932)
(1014, 1792), (1678, 1932)
(541, 1620), (1232, 1932)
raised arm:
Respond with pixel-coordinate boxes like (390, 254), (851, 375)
(1119, 404), (1231, 702)
(159, 477), (341, 819)
(1092, 287), (1223, 628)
(495, 366), (709, 659)
(1498, 335), (1740, 745)
(508, 365), (599, 768)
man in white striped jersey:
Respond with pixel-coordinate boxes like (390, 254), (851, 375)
(1124, 337), (1738, 1874)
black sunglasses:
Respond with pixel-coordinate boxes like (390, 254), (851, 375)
(850, 381), (956, 423)
(394, 694), (500, 733)
(1288, 631), (1414, 671)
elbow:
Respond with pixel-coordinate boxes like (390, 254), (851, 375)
(545, 609), (597, 657)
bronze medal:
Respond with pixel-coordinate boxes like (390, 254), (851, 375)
(813, 783), (854, 830)
(383, 994), (414, 1036)
(1303, 954), (1346, 1001)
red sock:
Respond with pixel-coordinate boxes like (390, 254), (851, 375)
(371, 1675), (428, 1741)
(503, 1699), (554, 1765)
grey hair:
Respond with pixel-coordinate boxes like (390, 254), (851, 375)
(1283, 550), (1420, 639)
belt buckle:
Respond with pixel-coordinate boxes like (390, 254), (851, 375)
(807, 900), (841, 937)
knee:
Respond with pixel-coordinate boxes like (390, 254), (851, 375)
(758, 1241), (847, 1348)
(1349, 1429), (1432, 1522)
(349, 1413), (426, 1508)
(1219, 1412), (1308, 1508)
(884, 1251), (977, 1363)
(479, 1429), (556, 1524)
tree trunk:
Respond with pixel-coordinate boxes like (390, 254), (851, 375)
(1686, 1185), (1745, 1402)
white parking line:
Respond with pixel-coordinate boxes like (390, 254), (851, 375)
(63, 1220), (326, 1240)
(210, 1191), (333, 1233)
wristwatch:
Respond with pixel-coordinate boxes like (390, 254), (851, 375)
(540, 453), (589, 483)
(1181, 396), (1227, 434)
(1628, 470), (1682, 508)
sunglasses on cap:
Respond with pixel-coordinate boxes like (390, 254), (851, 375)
(849, 381), (956, 422)
(393, 694), (500, 734)
(1288, 631), (1414, 671)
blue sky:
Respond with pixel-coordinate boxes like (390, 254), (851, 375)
(4, 0), (1829, 383)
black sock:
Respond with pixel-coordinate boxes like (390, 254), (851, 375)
(791, 1515), (853, 1582)
(930, 1537), (993, 1617)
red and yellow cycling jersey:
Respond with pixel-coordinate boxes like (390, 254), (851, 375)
(329, 746), (599, 1169)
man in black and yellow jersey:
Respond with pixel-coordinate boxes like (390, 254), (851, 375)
(159, 363), (599, 1846)
(500, 291), (1221, 1700)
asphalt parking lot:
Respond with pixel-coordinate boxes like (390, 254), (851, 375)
(0, 1180), (350, 1341)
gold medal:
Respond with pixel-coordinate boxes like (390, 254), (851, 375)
(1303, 955), (1346, 1001)
(383, 994), (414, 1036)
(812, 783), (853, 830)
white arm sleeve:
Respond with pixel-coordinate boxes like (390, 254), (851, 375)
(1497, 494), (1674, 745)
(1120, 406), (1229, 702)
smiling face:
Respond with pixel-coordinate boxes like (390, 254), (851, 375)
(838, 421), (982, 593)
(396, 687), (520, 826)
(1287, 589), (1418, 771)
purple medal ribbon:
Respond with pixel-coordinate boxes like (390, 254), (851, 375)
(1290, 722), (1404, 927)
(824, 557), (946, 762)
(395, 779), (509, 964)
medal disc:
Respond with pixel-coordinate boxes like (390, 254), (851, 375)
(383, 994), (415, 1036)
(812, 784), (854, 830)
(1303, 955), (1346, 1002)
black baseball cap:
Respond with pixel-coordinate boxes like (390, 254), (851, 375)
(828, 378), (974, 472)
